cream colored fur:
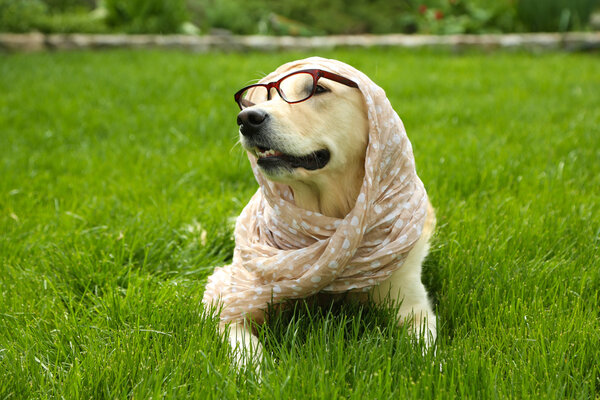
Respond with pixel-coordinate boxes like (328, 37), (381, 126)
(225, 71), (436, 368)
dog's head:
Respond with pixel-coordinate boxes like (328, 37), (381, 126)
(235, 65), (369, 186)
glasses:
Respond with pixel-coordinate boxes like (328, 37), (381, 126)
(234, 68), (359, 110)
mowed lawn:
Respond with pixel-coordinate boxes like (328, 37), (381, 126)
(0, 48), (598, 398)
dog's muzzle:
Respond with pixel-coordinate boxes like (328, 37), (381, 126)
(237, 108), (331, 173)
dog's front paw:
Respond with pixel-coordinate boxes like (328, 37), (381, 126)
(406, 310), (437, 351)
(227, 322), (264, 372)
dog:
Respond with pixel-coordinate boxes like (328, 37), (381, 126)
(204, 57), (437, 368)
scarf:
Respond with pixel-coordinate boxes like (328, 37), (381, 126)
(203, 57), (428, 323)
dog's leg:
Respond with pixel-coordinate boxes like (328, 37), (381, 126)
(373, 252), (437, 347)
(371, 204), (437, 348)
(223, 320), (264, 370)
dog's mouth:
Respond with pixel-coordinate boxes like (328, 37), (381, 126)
(252, 145), (330, 171)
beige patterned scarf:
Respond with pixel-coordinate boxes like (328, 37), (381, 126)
(203, 57), (428, 324)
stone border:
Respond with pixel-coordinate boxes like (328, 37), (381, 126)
(1, 32), (600, 52)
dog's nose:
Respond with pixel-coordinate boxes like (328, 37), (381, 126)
(237, 108), (268, 137)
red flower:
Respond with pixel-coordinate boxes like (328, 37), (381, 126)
(418, 4), (427, 14)
(434, 10), (444, 20)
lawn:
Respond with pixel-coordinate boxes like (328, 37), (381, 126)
(0, 48), (598, 399)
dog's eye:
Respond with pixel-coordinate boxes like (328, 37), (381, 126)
(314, 85), (329, 95)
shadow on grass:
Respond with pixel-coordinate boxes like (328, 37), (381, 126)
(256, 295), (430, 368)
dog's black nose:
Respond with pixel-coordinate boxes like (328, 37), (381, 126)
(237, 108), (268, 137)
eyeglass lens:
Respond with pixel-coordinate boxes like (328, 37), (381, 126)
(239, 72), (315, 109)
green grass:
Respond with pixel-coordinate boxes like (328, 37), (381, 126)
(0, 48), (599, 399)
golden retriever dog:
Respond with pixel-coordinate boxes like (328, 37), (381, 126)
(208, 57), (436, 368)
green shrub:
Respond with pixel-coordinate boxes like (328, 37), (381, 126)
(516, 0), (599, 32)
(0, 0), (47, 33)
(416, 0), (518, 34)
(42, 0), (95, 12)
(105, 0), (188, 33)
(187, 0), (419, 35)
(267, 0), (418, 34)
(188, 0), (264, 34)
(35, 11), (108, 33)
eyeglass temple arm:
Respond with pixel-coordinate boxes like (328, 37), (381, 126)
(319, 70), (359, 88)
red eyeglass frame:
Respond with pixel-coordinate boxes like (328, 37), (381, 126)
(234, 68), (359, 110)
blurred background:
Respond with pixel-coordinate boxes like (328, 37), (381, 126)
(1, 0), (600, 36)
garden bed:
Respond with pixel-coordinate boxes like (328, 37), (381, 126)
(2, 31), (600, 52)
